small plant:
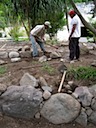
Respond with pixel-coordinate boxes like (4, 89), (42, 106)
(41, 62), (56, 75)
(9, 25), (23, 42)
(31, 60), (40, 65)
(46, 38), (59, 46)
(0, 66), (7, 75)
(67, 66), (96, 80)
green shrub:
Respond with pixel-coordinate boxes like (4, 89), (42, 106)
(9, 25), (23, 41)
(41, 62), (56, 75)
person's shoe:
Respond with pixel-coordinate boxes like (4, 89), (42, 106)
(74, 59), (79, 62)
(33, 54), (39, 57)
(32, 55), (39, 60)
(43, 51), (48, 55)
(43, 51), (50, 57)
(74, 58), (81, 62)
(70, 60), (75, 64)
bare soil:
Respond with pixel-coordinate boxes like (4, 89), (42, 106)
(0, 40), (96, 128)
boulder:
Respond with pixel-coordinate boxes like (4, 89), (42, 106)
(9, 51), (19, 58)
(20, 73), (38, 87)
(41, 93), (81, 124)
(0, 85), (43, 119)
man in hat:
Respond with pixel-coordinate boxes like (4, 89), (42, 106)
(68, 10), (81, 63)
(30, 21), (51, 57)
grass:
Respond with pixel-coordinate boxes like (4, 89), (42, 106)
(41, 62), (56, 75)
(67, 66), (96, 80)
(0, 66), (7, 75)
(31, 60), (40, 65)
(18, 37), (29, 42)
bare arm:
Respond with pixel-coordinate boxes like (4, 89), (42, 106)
(69, 24), (77, 40)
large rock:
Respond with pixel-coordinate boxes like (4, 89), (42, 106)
(19, 51), (32, 58)
(20, 73), (38, 87)
(75, 108), (87, 127)
(50, 51), (61, 59)
(40, 93), (81, 124)
(39, 77), (48, 86)
(0, 52), (8, 59)
(11, 57), (21, 62)
(80, 44), (89, 55)
(0, 60), (7, 65)
(22, 45), (31, 52)
(0, 85), (43, 119)
(89, 84), (96, 97)
(9, 51), (19, 58)
(73, 86), (93, 107)
(0, 83), (7, 95)
(89, 50), (96, 56)
(39, 56), (47, 62)
(91, 98), (96, 111)
(88, 111), (96, 125)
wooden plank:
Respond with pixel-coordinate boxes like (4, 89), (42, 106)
(0, 44), (7, 50)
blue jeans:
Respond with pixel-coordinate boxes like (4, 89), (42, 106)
(30, 35), (45, 57)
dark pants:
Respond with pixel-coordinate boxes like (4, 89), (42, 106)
(69, 37), (80, 60)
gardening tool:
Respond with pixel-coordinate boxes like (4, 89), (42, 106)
(58, 64), (67, 93)
(35, 36), (59, 49)
(46, 43), (59, 49)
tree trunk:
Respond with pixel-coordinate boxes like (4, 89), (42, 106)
(21, 18), (30, 40)
(64, 0), (69, 31)
(70, 0), (96, 36)
(93, 0), (96, 18)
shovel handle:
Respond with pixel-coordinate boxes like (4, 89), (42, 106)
(58, 71), (67, 93)
(47, 44), (58, 49)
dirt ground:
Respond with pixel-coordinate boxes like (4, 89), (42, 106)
(0, 40), (96, 128)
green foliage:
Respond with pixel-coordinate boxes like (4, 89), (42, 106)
(0, 33), (2, 37)
(47, 12), (66, 36)
(0, 0), (13, 29)
(9, 25), (23, 41)
(0, 66), (7, 75)
(17, 37), (29, 42)
(67, 66), (96, 80)
(42, 62), (56, 75)
(0, 0), (95, 37)
(0, 0), (66, 37)
(0, 7), (6, 29)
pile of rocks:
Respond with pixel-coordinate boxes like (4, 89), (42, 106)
(0, 72), (96, 127)
(0, 42), (96, 66)
(0, 45), (62, 64)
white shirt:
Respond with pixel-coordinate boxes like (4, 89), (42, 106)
(69, 15), (81, 38)
(30, 25), (45, 40)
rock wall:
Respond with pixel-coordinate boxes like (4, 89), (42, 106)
(0, 73), (96, 127)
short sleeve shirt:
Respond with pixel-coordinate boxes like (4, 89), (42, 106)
(30, 25), (45, 39)
(69, 15), (81, 37)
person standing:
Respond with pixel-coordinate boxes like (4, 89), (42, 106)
(68, 10), (81, 63)
(30, 21), (51, 57)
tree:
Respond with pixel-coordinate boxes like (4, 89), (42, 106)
(92, 0), (96, 18)
(0, 0), (96, 39)
(6, 0), (66, 37)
